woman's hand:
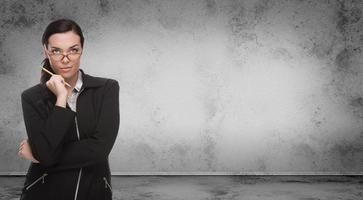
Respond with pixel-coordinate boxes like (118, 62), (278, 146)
(46, 75), (68, 108)
(46, 75), (68, 98)
(18, 138), (40, 163)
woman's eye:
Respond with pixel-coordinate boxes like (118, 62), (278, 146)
(70, 49), (79, 53)
(52, 50), (61, 54)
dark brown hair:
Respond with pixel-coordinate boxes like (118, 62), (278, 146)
(40, 19), (84, 84)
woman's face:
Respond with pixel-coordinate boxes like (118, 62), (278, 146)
(44, 31), (82, 81)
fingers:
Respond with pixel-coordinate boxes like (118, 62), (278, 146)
(18, 138), (28, 157)
(46, 75), (68, 97)
(46, 75), (66, 87)
(18, 147), (24, 157)
(50, 75), (65, 84)
(19, 139), (26, 150)
(19, 139), (27, 146)
(18, 141), (39, 163)
(20, 139), (27, 145)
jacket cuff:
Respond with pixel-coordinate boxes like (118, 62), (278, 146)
(54, 105), (76, 115)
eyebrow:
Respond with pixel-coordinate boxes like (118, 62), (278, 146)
(50, 44), (80, 49)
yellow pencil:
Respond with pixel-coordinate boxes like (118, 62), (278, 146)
(42, 67), (72, 87)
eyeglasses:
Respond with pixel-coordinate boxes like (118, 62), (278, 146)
(46, 48), (82, 61)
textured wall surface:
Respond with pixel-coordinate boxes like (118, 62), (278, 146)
(1, 0), (363, 174)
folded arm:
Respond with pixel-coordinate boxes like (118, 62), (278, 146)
(47, 80), (120, 172)
(21, 91), (76, 167)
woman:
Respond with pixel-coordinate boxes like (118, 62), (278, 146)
(18, 19), (119, 200)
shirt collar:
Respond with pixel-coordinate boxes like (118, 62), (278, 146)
(74, 70), (83, 92)
(42, 69), (105, 101)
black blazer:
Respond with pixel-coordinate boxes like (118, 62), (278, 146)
(20, 69), (119, 200)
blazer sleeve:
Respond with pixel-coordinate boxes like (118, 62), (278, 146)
(21, 90), (76, 167)
(47, 80), (120, 172)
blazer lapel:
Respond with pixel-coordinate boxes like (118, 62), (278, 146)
(79, 69), (105, 90)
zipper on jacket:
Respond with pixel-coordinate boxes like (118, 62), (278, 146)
(103, 177), (112, 191)
(25, 173), (48, 190)
(73, 87), (84, 200)
(74, 168), (82, 200)
(73, 124), (83, 200)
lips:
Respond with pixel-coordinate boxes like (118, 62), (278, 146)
(59, 67), (72, 72)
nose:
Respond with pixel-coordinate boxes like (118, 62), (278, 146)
(61, 55), (70, 64)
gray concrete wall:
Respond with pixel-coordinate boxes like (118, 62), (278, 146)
(1, 0), (363, 174)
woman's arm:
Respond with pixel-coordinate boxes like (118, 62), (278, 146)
(46, 80), (120, 172)
(21, 90), (76, 167)
(18, 138), (39, 163)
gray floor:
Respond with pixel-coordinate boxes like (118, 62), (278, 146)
(0, 176), (362, 200)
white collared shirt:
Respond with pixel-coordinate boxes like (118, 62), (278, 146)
(67, 70), (83, 112)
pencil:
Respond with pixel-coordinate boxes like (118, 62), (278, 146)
(42, 67), (72, 87)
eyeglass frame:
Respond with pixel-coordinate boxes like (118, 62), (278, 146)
(44, 45), (83, 61)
